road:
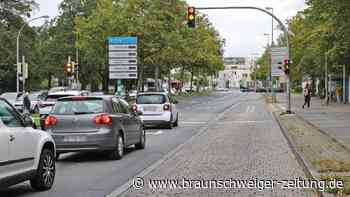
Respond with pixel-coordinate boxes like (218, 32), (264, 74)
(0, 90), (246, 197)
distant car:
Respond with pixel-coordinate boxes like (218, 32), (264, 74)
(40, 90), (90, 116)
(14, 91), (48, 113)
(0, 92), (22, 106)
(0, 97), (56, 191)
(215, 87), (229, 91)
(134, 92), (179, 129)
(48, 87), (68, 94)
(45, 95), (145, 160)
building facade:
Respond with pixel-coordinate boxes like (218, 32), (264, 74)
(217, 57), (255, 89)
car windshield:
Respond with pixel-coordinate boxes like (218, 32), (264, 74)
(45, 94), (75, 102)
(137, 94), (166, 104)
(52, 99), (104, 115)
(1, 93), (18, 101)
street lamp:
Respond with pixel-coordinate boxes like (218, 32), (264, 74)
(263, 33), (270, 93)
(265, 7), (274, 46)
(16, 15), (49, 93)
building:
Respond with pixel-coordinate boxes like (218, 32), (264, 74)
(217, 57), (255, 89)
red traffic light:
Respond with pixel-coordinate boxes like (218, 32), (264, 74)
(284, 59), (290, 65)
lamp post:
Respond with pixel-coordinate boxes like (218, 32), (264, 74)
(265, 7), (274, 45)
(16, 15), (49, 93)
(264, 33), (270, 93)
(266, 7), (275, 102)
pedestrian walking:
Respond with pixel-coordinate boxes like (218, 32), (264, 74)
(336, 85), (342, 103)
(302, 84), (311, 109)
(23, 92), (31, 114)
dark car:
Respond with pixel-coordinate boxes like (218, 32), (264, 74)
(44, 95), (145, 160)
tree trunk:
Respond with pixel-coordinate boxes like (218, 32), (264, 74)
(168, 68), (172, 97)
(48, 73), (52, 89)
(155, 65), (159, 91)
(190, 68), (194, 92)
(180, 66), (185, 92)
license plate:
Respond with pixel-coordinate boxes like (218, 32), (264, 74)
(143, 106), (158, 111)
(64, 136), (87, 142)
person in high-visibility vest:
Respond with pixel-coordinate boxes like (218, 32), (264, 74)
(31, 105), (41, 129)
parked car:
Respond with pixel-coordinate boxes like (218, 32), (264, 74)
(0, 97), (56, 190)
(133, 92), (179, 129)
(45, 95), (145, 160)
(14, 91), (48, 113)
(0, 92), (22, 106)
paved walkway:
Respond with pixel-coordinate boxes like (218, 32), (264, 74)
(276, 93), (350, 150)
(121, 94), (315, 197)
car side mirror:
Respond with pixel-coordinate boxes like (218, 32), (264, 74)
(23, 114), (34, 128)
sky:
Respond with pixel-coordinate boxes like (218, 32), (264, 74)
(30, 0), (307, 57)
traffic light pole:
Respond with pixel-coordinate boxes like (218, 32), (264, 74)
(196, 6), (292, 113)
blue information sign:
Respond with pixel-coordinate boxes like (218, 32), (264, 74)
(108, 37), (138, 45)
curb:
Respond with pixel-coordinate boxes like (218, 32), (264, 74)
(269, 105), (324, 197)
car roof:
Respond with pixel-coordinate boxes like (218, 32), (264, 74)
(47, 90), (87, 96)
(137, 92), (167, 96)
(57, 95), (116, 101)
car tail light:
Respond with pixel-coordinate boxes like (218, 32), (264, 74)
(163, 103), (171, 111)
(131, 104), (138, 112)
(45, 116), (57, 128)
(94, 114), (112, 125)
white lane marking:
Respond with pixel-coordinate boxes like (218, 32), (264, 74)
(246, 106), (251, 113)
(250, 106), (255, 113)
(146, 130), (163, 135)
(181, 121), (207, 125)
(218, 120), (272, 124)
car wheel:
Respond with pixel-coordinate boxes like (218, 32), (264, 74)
(173, 113), (179, 127)
(109, 134), (124, 160)
(135, 129), (146, 150)
(30, 149), (55, 191)
(166, 115), (173, 129)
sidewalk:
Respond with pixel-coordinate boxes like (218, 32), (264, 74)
(276, 93), (350, 151)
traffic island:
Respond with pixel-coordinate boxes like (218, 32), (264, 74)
(269, 103), (350, 196)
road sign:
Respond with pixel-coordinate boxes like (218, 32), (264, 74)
(271, 47), (288, 77)
(109, 66), (138, 72)
(109, 72), (138, 79)
(108, 36), (138, 79)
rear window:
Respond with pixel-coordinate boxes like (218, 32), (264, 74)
(136, 94), (166, 104)
(52, 99), (104, 115)
(45, 94), (74, 102)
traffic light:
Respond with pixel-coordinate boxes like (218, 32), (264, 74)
(283, 59), (290, 75)
(65, 63), (73, 74)
(187, 7), (196, 28)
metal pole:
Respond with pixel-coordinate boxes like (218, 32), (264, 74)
(76, 33), (79, 83)
(325, 52), (328, 103)
(343, 65), (346, 103)
(16, 25), (26, 94)
(22, 56), (25, 93)
(196, 6), (291, 113)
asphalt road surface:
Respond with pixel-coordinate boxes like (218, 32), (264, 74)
(0, 90), (246, 197)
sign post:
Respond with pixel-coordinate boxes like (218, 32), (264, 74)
(271, 47), (288, 103)
(108, 36), (138, 96)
